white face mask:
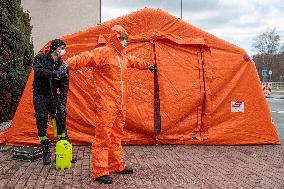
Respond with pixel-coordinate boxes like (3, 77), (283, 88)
(57, 49), (66, 57)
(121, 39), (127, 48)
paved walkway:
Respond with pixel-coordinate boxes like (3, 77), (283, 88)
(0, 144), (283, 188)
(1, 97), (284, 188)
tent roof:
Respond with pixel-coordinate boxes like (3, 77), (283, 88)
(60, 7), (245, 59)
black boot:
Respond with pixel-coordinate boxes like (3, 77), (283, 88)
(115, 166), (134, 174)
(95, 175), (112, 184)
(71, 158), (77, 164)
(40, 139), (51, 165)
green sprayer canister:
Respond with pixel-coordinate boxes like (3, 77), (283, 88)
(55, 140), (72, 170)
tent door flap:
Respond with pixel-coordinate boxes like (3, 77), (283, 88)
(194, 45), (207, 138)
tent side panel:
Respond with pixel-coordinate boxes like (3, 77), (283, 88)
(7, 72), (39, 145)
(203, 49), (279, 144)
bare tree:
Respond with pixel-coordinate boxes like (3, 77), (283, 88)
(280, 42), (284, 54)
(252, 28), (282, 82)
(253, 28), (280, 55)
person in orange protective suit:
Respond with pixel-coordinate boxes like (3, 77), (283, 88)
(67, 25), (157, 184)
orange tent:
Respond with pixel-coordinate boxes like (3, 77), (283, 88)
(0, 8), (279, 145)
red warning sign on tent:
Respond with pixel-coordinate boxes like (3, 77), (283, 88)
(231, 101), (244, 112)
(232, 101), (242, 107)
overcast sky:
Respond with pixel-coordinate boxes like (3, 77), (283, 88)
(101, 0), (284, 55)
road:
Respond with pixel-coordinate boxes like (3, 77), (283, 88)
(267, 98), (284, 144)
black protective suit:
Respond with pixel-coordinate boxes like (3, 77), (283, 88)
(33, 52), (69, 139)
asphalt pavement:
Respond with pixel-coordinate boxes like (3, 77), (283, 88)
(267, 97), (284, 144)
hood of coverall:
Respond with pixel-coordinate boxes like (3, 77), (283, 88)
(108, 25), (128, 55)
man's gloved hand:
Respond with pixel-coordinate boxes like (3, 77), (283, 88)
(149, 64), (158, 73)
(58, 63), (68, 72)
(52, 64), (68, 79)
(52, 70), (67, 80)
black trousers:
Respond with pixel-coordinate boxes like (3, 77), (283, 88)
(33, 92), (67, 138)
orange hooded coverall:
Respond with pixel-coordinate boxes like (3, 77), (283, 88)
(67, 27), (151, 179)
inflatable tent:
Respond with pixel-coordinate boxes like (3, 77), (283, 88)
(0, 8), (279, 145)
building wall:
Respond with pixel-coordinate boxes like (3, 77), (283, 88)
(21, 0), (101, 52)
